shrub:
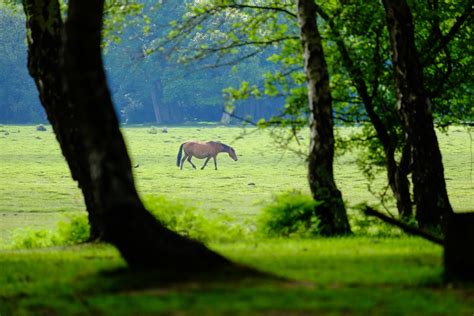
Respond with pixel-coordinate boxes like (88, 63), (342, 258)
(12, 228), (57, 249)
(349, 207), (403, 237)
(12, 213), (89, 249)
(56, 214), (90, 245)
(144, 195), (249, 244)
(258, 190), (322, 238)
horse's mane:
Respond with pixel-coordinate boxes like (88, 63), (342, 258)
(220, 143), (232, 151)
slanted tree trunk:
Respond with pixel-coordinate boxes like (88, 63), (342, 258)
(22, 0), (104, 240)
(382, 0), (452, 229)
(297, 0), (351, 235)
(24, 0), (230, 270)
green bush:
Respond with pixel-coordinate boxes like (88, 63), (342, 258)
(144, 195), (249, 243)
(56, 214), (90, 245)
(12, 213), (89, 249)
(349, 207), (404, 237)
(258, 191), (322, 238)
(12, 228), (57, 249)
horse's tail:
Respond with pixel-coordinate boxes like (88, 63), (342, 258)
(176, 143), (184, 167)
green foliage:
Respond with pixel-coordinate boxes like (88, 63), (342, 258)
(258, 191), (322, 238)
(102, 1), (146, 47)
(258, 191), (405, 238)
(349, 209), (404, 237)
(11, 228), (56, 249)
(144, 195), (250, 244)
(12, 214), (89, 249)
(56, 214), (90, 245)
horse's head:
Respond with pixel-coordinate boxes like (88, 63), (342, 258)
(228, 147), (238, 161)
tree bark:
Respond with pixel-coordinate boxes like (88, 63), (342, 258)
(382, 0), (452, 229)
(444, 212), (474, 281)
(59, 0), (230, 269)
(22, 0), (104, 240)
(297, 0), (351, 235)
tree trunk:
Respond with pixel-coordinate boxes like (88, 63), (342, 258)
(22, 0), (104, 240)
(297, 0), (351, 235)
(382, 0), (452, 229)
(220, 110), (232, 125)
(24, 0), (229, 270)
(150, 80), (163, 124)
(444, 212), (474, 281)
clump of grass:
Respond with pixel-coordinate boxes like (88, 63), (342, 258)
(144, 195), (250, 244)
(257, 190), (322, 238)
(12, 213), (89, 249)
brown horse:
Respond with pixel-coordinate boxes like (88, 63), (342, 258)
(176, 141), (238, 170)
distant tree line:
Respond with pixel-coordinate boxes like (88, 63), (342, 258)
(0, 6), (44, 123)
(0, 2), (283, 124)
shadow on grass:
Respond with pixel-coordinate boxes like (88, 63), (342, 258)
(1, 241), (474, 315)
(78, 262), (290, 296)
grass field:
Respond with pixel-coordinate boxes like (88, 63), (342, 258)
(0, 124), (473, 315)
(1, 125), (472, 242)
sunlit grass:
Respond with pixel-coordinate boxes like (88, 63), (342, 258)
(0, 125), (472, 244)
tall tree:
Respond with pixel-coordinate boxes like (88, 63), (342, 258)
(297, 0), (351, 235)
(22, 0), (105, 239)
(23, 0), (230, 269)
(381, 0), (452, 229)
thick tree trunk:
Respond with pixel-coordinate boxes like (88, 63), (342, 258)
(58, 0), (229, 269)
(444, 212), (474, 281)
(22, 0), (104, 240)
(382, 0), (452, 229)
(297, 0), (351, 235)
(23, 0), (229, 269)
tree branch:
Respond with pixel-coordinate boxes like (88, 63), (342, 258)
(216, 4), (297, 18)
(422, 2), (473, 66)
(363, 206), (444, 245)
(222, 110), (258, 126)
(200, 36), (299, 53)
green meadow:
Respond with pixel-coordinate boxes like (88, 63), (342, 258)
(0, 125), (473, 315)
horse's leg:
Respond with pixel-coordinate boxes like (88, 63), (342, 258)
(213, 156), (218, 170)
(180, 153), (188, 170)
(201, 157), (211, 170)
(187, 156), (197, 169)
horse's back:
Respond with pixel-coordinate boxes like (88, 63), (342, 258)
(183, 141), (218, 158)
